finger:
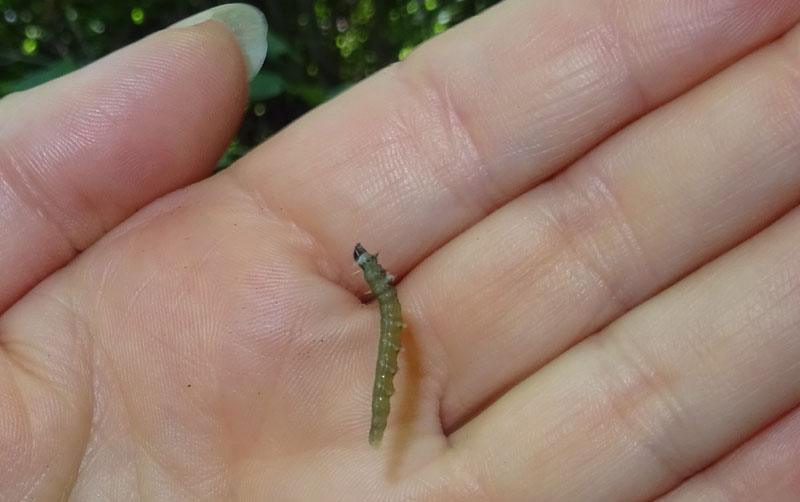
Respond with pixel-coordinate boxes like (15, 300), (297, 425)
(657, 406), (800, 501)
(232, 0), (800, 287)
(448, 203), (800, 501)
(403, 20), (800, 429)
(0, 20), (250, 312)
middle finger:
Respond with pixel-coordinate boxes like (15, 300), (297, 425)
(405, 22), (800, 430)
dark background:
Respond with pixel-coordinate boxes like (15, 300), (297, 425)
(0, 0), (501, 168)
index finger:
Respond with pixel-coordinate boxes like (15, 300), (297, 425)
(231, 0), (800, 288)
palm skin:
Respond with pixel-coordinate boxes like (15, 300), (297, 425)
(3, 1), (800, 500)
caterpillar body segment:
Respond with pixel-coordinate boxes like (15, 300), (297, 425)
(354, 243), (404, 448)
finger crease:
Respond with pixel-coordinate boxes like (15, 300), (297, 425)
(600, 335), (696, 485)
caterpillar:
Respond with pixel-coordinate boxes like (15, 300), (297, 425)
(354, 243), (403, 448)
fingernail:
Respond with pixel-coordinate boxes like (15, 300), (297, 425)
(171, 3), (268, 81)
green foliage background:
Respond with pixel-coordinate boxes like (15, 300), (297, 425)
(0, 0), (500, 168)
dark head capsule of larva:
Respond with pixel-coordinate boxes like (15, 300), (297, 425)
(354, 243), (367, 261)
(354, 243), (377, 269)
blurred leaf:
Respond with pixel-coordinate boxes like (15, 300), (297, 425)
(266, 31), (291, 60)
(215, 140), (250, 171)
(2, 58), (79, 95)
(248, 70), (285, 100)
(285, 82), (327, 107)
(326, 82), (352, 100)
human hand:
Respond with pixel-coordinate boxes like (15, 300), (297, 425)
(3, 1), (800, 500)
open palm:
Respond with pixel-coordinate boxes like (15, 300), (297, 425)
(3, 1), (800, 500)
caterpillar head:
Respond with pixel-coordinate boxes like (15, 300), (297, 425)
(353, 243), (378, 268)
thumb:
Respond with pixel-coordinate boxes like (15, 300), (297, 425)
(0, 4), (266, 313)
(0, 5), (266, 500)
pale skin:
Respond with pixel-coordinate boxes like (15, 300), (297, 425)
(2, 0), (800, 499)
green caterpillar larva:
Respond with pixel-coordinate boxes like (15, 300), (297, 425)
(354, 243), (403, 448)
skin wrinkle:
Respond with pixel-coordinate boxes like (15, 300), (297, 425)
(780, 28), (800, 87)
(404, 59), (493, 209)
(0, 145), (80, 257)
(19, 469), (54, 502)
(353, 82), (475, 238)
(711, 0), (785, 46)
(4, 340), (72, 406)
(73, 343), (134, 498)
(768, 41), (800, 155)
(603, 334), (697, 486)
(1, 358), (34, 473)
(428, 224), (561, 431)
(8, 284), (93, 500)
(445, 1), (648, 196)
(538, 198), (628, 316)
(558, 167), (656, 307)
(692, 250), (800, 374)
(89, 250), (228, 493)
(0, 169), (20, 229)
(656, 374), (800, 498)
(405, 74), (496, 222)
(126, 337), (224, 497)
(6, 94), (141, 262)
(615, 0), (774, 100)
(489, 29), (633, 164)
(605, 0), (773, 121)
(223, 171), (344, 293)
(89, 255), (120, 314)
(88, 342), (147, 499)
(69, 333), (100, 501)
(398, 282), (452, 441)
(2, 344), (46, 391)
(19, 79), (163, 245)
(11, 371), (86, 500)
